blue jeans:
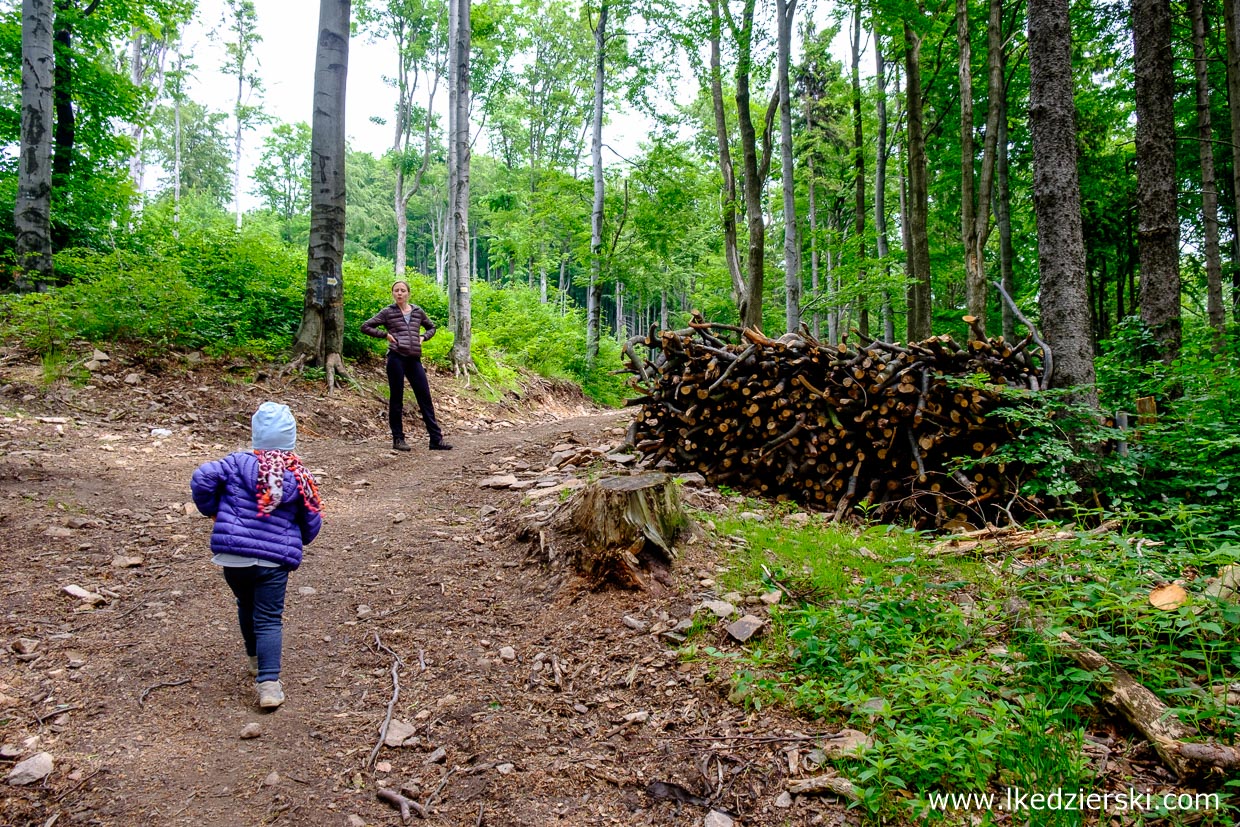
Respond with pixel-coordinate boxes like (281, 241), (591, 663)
(222, 566), (289, 683)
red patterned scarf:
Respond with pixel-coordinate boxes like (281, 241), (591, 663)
(254, 450), (322, 517)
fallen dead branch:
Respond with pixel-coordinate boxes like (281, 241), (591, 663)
(786, 772), (859, 801)
(367, 633), (403, 770)
(138, 678), (190, 708)
(929, 519), (1121, 556)
(377, 787), (426, 822)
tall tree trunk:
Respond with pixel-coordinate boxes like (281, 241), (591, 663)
(875, 39), (895, 343)
(850, 0), (868, 337)
(905, 19), (933, 340)
(447, 0), (473, 374)
(233, 68), (244, 230)
(734, 0), (767, 331)
(1133, 0), (1181, 361)
(291, 0), (350, 388)
(808, 155), (821, 339)
(708, 0), (746, 323)
(1029, 0), (1097, 401)
(1225, 0), (1240, 321)
(587, 2), (608, 366)
(395, 167), (409, 278)
(173, 62), (182, 237)
(1190, 0), (1225, 339)
(778, 0), (800, 333)
(51, 20), (73, 196)
(15, 0), (54, 292)
(996, 90), (1015, 341)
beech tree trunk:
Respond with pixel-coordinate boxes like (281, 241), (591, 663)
(1028, 0), (1097, 402)
(851, 1), (867, 337)
(997, 81), (1015, 342)
(447, 0), (474, 374)
(1190, 0), (1225, 339)
(1225, 0), (1240, 321)
(735, 0), (768, 332)
(1133, 0), (1181, 361)
(875, 41), (895, 343)
(587, 1), (608, 365)
(905, 19), (933, 341)
(14, 0), (55, 292)
(777, 0), (800, 333)
(291, 0), (350, 387)
(808, 155), (821, 340)
(709, 0), (746, 324)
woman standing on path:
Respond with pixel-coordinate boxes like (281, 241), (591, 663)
(361, 281), (454, 452)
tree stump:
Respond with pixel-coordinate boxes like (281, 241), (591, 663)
(555, 472), (688, 588)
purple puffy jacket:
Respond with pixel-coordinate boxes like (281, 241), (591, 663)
(190, 452), (321, 568)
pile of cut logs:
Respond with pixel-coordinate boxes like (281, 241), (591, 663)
(622, 317), (1044, 529)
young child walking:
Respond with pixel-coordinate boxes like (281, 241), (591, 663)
(191, 402), (322, 710)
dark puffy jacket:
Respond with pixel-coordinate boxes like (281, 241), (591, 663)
(190, 452), (321, 568)
(361, 303), (437, 359)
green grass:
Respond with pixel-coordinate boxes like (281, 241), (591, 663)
(686, 506), (1240, 825)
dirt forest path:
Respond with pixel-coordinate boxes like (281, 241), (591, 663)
(0, 367), (853, 827)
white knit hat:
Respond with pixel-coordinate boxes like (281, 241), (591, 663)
(251, 402), (297, 451)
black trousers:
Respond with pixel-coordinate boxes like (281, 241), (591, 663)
(386, 353), (443, 444)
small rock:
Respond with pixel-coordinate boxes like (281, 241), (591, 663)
(62, 584), (105, 605)
(496, 762), (515, 775)
(704, 811), (734, 827)
(383, 720), (418, 748)
(184, 502), (197, 516)
(185, 351), (203, 364)
(424, 746), (447, 765)
(356, 605), (372, 619)
(84, 360), (102, 372)
(150, 428), (173, 438)
(92, 349), (110, 362)
(785, 512), (811, 527)
(699, 600), (736, 619)
(725, 614), (765, 643)
(604, 453), (635, 464)
(760, 590), (782, 605)
(43, 526), (73, 539)
(477, 475), (519, 489)
(0, 744), (20, 759)
(392, 513), (407, 524)
(6, 752), (52, 786)
(622, 615), (648, 632)
(352, 479), (370, 487)
(12, 638), (38, 655)
(124, 373), (141, 385)
(722, 591), (743, 604)
(675, 472), (707, 487)
(348, 815), (366, 827)
(480, 505), (499, 518)
(499, 646), (516, 662)
(737, 511), (764, 521)
(263, 771), (280, 787)
(240, 723), (262, 739)
(64, 516), (91, 529)
(775, 791), (794, 808)
(819, 728), (872, 758)
(298, 586), (317, 596)
(375, 761), (391, 773)
(111, 555), (144, 568)
(623, 710), (650, 724)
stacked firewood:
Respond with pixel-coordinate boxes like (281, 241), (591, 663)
(622, 317), (1044, 529)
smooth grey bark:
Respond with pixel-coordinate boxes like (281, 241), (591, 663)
(128, 30), (170, 199)
(708, 0), (745, 322)
(851, 1), (867, 336)
(1226, 0), (1240, 321)
(15, 0), (55, 291)
(1132, 0), (1181, 361)
(587, 1), (608, 366)
(291, 0), (350, 388)
(447, 0), (473, 373)
(957, 0), (1003, 334)
(996, 91), (1015, 341)
(1190, 0), (1225, 338)
(224, 0), (262, 230)
(905, 19), (932, 341)
(808, 154), (821, 339)
(1028, 0), (1096, 401)
(875, 40), (894, 343)
(777, 0), (800, 333)
(733, 0), (774, 332)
